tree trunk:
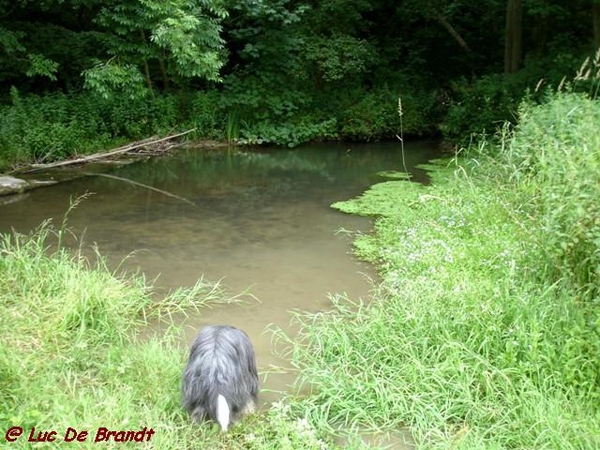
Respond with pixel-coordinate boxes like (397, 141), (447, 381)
(504, 0), (523, 74)
(159, 56), (170, 91)
(593, 1), (600, 49)
(139, 30), (153, 92)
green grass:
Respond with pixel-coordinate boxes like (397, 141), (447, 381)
(502, 93), (600, 298)
(278, 92), (600, 448)
(0, 218), (333, 449)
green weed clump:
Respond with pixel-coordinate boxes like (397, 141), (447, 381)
(284, 93), (600, 448)
(500, 93), (600, 299)
(0, 220), (332, 449)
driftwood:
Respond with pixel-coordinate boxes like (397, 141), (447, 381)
(18, 129), (196, 174)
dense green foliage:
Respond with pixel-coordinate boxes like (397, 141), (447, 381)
(0, 88), (227, 168)
(505, 93), (600, 297)
(1, 0), (599, 169)
(280, 91), (599, 448)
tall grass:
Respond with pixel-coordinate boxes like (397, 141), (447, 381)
(226, 110), (241, 144)
(0, 218), (332, 449)
(280, 92), (600, 448)
(500, 93), (600, 299)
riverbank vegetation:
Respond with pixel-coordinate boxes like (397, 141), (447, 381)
(1, 0), (599, 170)
(2, 90), (596, 449)
(284, 90), (599, 448)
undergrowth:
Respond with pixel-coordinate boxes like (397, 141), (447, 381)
(0, 82), (436, 171)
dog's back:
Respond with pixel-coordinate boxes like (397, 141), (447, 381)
(182, 325), (258, 431)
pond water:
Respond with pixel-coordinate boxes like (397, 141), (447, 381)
(0, 140), (439, 419)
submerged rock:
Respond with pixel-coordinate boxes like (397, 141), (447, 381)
(26, 179), (59, 189)
(0, 192), (30, 206)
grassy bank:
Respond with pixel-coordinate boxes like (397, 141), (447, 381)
(2, 92), (599, 449)
(283, 92), (600, 448)
(0, 216), (331, 449)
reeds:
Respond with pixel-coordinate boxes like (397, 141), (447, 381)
(226, 110), (240, 144)
(574, 46), (600, 98)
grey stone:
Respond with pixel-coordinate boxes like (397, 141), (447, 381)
(0, 176), (29, 196)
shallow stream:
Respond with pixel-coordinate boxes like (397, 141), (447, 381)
(0, 141), (439, 418)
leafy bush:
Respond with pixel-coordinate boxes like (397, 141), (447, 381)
(23, 122), (88, 161)
(340, 91), (398, 140)
(239, 118), (338, 147)
(187, 90), (226, 139)
(440, 52), (592, 142)
(441, 73), (531, 141)
(99, 94), (181, 138)
(0, 88), (200, 169)
(0, 89), (113, 164)
(340, 87), (436, 140)
(501, 92), (600, 298)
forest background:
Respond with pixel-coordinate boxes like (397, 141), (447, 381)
(1, 0), (599, 170)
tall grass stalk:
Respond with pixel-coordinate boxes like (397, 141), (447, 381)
(226, 111), (240, 144)
(575, 47), (600, 99)
(396, 97), (408, 175)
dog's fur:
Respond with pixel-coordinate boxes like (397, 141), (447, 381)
(182, 325), (259, 432)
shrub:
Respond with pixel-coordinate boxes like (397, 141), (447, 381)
(0, 89), (201, 169)
(239, 118), (338, 147)
(441, 73), (530, 141)
(502, 92), (600, 298)
(187, 90), (226, 139)
(340, 88), (436, 140)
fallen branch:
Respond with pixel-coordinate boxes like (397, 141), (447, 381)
(85, 172), (196, 207)
(19, 129), (196, 173)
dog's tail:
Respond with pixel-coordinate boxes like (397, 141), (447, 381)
(216, 394), (230, 432)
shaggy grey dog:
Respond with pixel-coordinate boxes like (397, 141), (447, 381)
(182, 325), (259, 432)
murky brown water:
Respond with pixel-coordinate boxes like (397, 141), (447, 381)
(0, 141), (437, 434)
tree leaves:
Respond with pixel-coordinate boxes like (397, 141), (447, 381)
(82, 60), (148, 100)
(91, 0), (227, 90)
(0, 0), (228, 94)
(25, 54), (59, 80)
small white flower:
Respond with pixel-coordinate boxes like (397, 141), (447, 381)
(296, 417), (312, 435)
